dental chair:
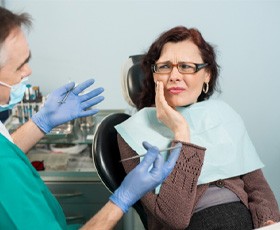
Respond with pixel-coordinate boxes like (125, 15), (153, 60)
(121, 54), (145, 109)
(92, 55), (147, 229)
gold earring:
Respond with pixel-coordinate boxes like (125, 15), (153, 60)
(202, 82), (209, 94)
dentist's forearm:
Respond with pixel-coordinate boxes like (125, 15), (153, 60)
(11, 120), (45, 153)
(80, 201), (123, 230)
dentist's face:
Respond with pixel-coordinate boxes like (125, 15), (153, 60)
(0, 27), (32, 104)
(153, 39), (210, 107)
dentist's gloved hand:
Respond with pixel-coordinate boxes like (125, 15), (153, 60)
(109, 141), (182, 213)
(32, 79), (104, 133)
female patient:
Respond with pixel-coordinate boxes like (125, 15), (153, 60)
(116, 26), (280, 229)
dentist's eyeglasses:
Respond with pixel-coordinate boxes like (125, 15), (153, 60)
(152, 62), (208, 74)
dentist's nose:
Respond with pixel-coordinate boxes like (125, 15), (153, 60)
(21, 64), (32, 78)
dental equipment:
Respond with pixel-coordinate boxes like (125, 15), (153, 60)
(119, 145), (181, 162)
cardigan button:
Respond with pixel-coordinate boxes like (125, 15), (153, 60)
(215, 180), (224, 188)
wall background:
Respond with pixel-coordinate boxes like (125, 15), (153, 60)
(5, 0), (280, 204)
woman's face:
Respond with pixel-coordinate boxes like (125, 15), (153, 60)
(153, 39), (210, 107)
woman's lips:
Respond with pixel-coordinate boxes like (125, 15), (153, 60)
(168, 87), (185, 94)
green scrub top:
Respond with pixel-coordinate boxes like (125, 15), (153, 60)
(0, 133), (79, 230)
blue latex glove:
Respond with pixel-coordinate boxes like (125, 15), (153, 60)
(109, 141), (182, 213)
(32, 79), (104, 133)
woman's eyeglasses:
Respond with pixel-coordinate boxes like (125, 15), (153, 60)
(152, 62), (208, 74)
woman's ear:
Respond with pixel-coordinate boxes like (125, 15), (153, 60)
(205, 71), (211, 83)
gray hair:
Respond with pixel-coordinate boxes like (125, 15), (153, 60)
(0, 7), (32, 68)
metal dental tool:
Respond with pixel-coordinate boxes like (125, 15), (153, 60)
(58, 86), (75, 104)
(119, 145), (181, 162)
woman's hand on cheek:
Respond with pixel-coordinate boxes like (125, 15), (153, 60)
(155, 81), (190, 142)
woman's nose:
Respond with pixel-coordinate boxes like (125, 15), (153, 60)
(168, 66), (182, 82)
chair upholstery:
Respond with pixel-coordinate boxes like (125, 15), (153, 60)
(121, 54), (145, 108)
(92, 112), (148, 229)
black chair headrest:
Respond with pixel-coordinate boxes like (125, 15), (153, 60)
(121, 55), (145, 108)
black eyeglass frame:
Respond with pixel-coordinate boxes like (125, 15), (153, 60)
(151, 62), (209, 74)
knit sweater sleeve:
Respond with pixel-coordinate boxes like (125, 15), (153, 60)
(117, 134), (206, 229)
(241, 169), (280, 228)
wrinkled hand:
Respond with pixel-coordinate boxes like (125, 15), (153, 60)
(109, 141), (182, 213)
(32, 79), (104, 133)
(155, 81), (190, 142)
